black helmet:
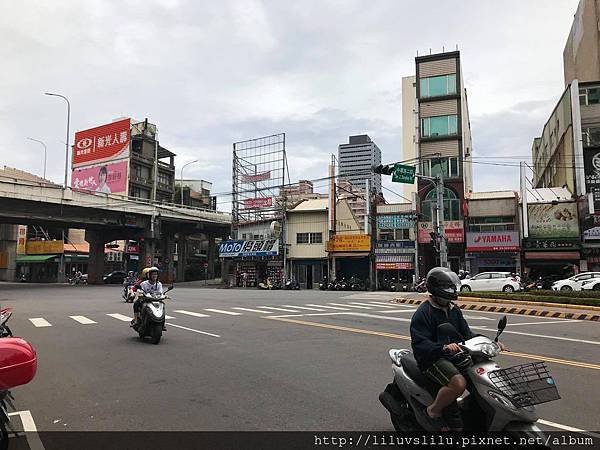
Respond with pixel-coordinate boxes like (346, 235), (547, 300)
(426, 267), (461, 305)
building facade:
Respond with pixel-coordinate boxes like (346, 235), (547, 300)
(563, 0), (600, 86)
(338, 135), (382, 194)
(401, 75), (418, 200)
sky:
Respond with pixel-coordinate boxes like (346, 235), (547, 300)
(0, 0), (580, 208)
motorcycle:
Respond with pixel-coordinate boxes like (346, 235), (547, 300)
(319, 278), (328, 290)
(349, 277), (366, 291)
(285, 280), (300, 290)
(414, 278), (427, 293)
(68, 274), (87, 285)
(133, 286), (173, 345)
(379, 315), (560, 436)
(0, 308), (13, 338)
(122, 283), (136, 303)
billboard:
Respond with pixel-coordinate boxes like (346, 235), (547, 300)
(376, 214), (414, 229)
(528, 203), (579, 239)
(326, 234), (371, 252)
(241, 171), (271, 183)
(16, 225), (27, 255)
(244, 197), (273, 209)
(417, 221), (464, 243)
(26, 240), (64, 255)
(466, 231), (520, 252)
(584, 148), (600, 212)
(71, 160), (128, 195)
(219, 239), (279, 258)
(73, 118), (131, 168)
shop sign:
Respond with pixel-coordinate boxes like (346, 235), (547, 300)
(522, 239), (580, 250)
(244, 197), (273, 209)
(16, 225), (27, 255)
(583, 214), (600, 240)
(326, 234), (371, 252)
(376, 262), (414, 270)
(466, 231), (520, 252)
(527, 203), (579, 239)
(376, 214), (414, 229)
(26, 240), (64, 255)
(417, 221), (464, 243)
(467, 256), (515, 267)
(375, 241), (415, 254)
(375, 255), (413, 263)
(219, 239), (279, 258)
(584, 148), (600, 212)
(126, 243), (140, 254)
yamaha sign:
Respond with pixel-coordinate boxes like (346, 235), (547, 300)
(466, 231), (520, 252)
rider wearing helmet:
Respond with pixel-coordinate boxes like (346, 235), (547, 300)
(130, 267), (158, 326)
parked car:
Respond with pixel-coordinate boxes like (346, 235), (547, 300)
(459, 272), (520, 293)
(581, 277), (600, 291)
(552, 272), (600, 291)
(103, 271), (127, 284)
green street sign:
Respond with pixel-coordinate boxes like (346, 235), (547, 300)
(392, 164), (416, 184)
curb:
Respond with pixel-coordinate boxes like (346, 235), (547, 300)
(392, 298), (600, 322)
(458, 296), (600, 312)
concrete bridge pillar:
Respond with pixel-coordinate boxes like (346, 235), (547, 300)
(207, 233), (216, 280)
(85, 230), (107, 285)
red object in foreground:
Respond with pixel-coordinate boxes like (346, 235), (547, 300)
(0, 338), (37, 390)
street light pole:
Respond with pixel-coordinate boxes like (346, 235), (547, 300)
(180, 159), (199, 206)
(44, 92), (71, 189)
(27, 137), (47, 179)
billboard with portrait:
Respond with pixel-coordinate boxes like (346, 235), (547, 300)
(71, 160), (128, 196)
(527, 203), (579, 239)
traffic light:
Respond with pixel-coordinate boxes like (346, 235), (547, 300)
(373, 164), (395, 175)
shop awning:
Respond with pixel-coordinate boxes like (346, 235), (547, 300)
(16, 255), (57, 263)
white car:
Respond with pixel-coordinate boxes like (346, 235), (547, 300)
(581, 278), (600, 291)
(459, 272), (521, 293)
(552, 272), (600, 291)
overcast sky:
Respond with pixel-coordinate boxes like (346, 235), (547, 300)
(0, 0), (580, 207)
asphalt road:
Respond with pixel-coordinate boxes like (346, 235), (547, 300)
(1, 283), (598, 436)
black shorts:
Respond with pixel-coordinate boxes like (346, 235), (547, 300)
(424, 358), (463, 429)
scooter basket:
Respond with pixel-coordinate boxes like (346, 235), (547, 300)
(488, 362), (560, 407)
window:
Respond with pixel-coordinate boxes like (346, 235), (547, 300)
(296, 233), (310, 244)
(579, 86), (600, 105)
(583, 127), (600, 147)
(491, 273), (508, 279)
(132, 165), (142, 178)
(420, 74), (457, 98)
(309, 232), (323, 244)
(421, 157), (459, 178)
(296, 233), (322, 244)
(421, 115), (458, 138)
(421, 188), (460, 221)
(473, 273), (490, 280)
(158, 172), (171, 186)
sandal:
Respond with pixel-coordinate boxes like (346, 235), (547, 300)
(417, 403), (448, 431)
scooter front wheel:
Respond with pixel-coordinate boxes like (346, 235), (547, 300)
(150, 323), (162, 345)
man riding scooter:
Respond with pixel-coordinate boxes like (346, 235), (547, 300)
(409, 267), (507, 431)
(131, 267), (166, 331)
(122, 271), (136, 300)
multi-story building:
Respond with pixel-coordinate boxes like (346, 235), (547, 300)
(177, 179), (215, 209)
(563, 0), (600, 86)
(401, 75), (418, 200)
(338, 135), (382, 194)
(279, 180), (328, 207)
(337, 179), (368, 230)
(408, 50), (473, 273)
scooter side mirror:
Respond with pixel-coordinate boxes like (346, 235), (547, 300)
(165, 286), (174, 293)
(494, 315), (507, 342)
(438, 323), (464, 342)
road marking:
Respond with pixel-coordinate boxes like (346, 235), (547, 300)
(329, 303), (372, 309)
(29, 318), (51, 327)
(349, 302), (395, 308)
(306, 304), (349, 310)
(376, 309), (417, 313)
(282, 305), (325, 311)
(204, 308), (242, 316)
(367, 301), (408, 306)
(8, 410), (38, 432)
(165, 315), (175, 320)
(347, 313), (411, 322)
(258, 306), (300, 312)
(470, 326), (600, 346)
(507, 319), (582, 326)
(69, 315), (96, 325)
(233, 307), (274, 314)
(166, 322), (220, 338)
(269, 312), (350, 318)
(537, 419), (600, 437)
(463, 315), (495, 321)
(106, 313), (132, 322)
(266, 317), (600, 371)
(174, 310), (210, 318)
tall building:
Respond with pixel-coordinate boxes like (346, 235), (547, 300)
(563, 0), (600, 86)
(412, 50), (473, 273)
(401, 75), (418, 200)
(338, 135), (382, 193)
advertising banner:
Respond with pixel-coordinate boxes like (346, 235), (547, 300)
(73, 118), (131, 168)
(16, 225), (27, 255)
(377, 214), (414, 229)
(71, 160), (128, 195)
(527, 203), (579, 239)
(376, 262), (414, 270)
(417, 221), (464, 243)
(375, 241), (415, 254)
(466, 231), (520, 252)
(125, 243), (140, 254)
(326, 234), (371, 252)
(244, 197), (273, 209)
(241, 171), (271, 183)
(219, 239), (279, 258)
(584, 148), (600, 212)
(26, 240), (64, 255)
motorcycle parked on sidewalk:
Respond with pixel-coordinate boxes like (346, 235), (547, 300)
(133, 286), (173, 345)
(285, 279), (300, 290)
(378, 315), (560, 437)
(349, 276), (366, 291)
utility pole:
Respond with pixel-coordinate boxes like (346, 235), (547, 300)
(435, 174), (448, 268)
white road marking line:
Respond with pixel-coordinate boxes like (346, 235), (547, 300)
(463, 315), (495, 321)
(375, 309), (417, 313)
(69, 315), (96, 325)
(173, 310), (210, 318)
(345, 312), (411, 322)
(508, 319), (582, 326)
(282, 305), (325, 311)
(28, 318), (52, 327)
(233, 307), (274, 314)
(204, 308), (242, 316)
(349, 302), (395, 308)
(106, 313), (133, 322)
(165, 315), (175, 320)
(166, 322), (220, 338)
(8, 410), (38, 432)
(537, 419), (600, 437)
(306, 304), (350, 310)
(269, 312), (349, 318)
(367, 301), (406, 306)
(329, 303), (372, 309)
(470, 326), (600, 345)
(258, 306), (300, 312)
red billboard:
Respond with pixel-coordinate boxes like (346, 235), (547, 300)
(242, 171), (271, 183)
(73, 118), (131, 168)
(244, 197), (273, 209)
(71, 160), (128, 195)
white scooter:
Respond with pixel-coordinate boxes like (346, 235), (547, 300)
(133, 286), (173, 345)
(379, 316), (560, 435)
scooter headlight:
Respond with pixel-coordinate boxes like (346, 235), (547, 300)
(479, 342), (500, 357)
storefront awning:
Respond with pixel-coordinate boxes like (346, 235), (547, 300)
(16, 255), (57, 263)
(328, 252), (370, 257)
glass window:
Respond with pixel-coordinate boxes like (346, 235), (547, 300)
(421, 115), (458, 138)
(473, 273), (490, 280)
(421, 188), (460, 221)
(309, 233), (323, 244)
(420, 74), (456, 98)
(296, 233), (309, 244)
(450, 158), (458, 177)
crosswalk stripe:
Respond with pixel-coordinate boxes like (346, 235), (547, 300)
(204, 308), (242, 316)
(366, 301), (401, 306)
(282, 305), (325, 311)
(165, 315), (175, 320)
(106, 313), (133, 322)
(306, 304), (350, 310)
(69, 315), (96, 324)
(29, 318), (52, 327)
(174, 310), (210, 318)
(349, 302), (395, 308)
(233, 307), (274, 314)
(328, 303), (372, 309)
(258, 306), (300, 313)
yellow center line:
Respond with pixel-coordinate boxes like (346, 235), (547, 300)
(266, 316), (600, 371)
